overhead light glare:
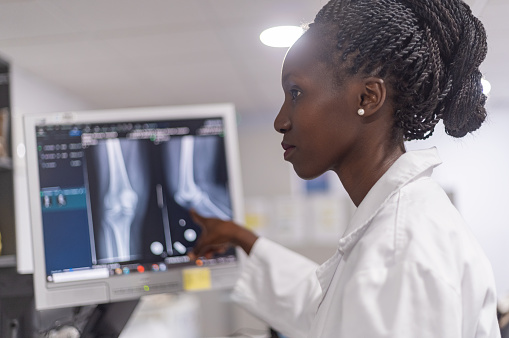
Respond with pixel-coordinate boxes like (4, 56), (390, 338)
(260, 26), (304, 48)
(481, 78), (491, 95)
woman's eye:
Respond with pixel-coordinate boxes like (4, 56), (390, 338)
(290, 89), (302, 101)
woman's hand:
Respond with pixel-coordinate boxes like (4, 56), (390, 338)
(189, 209), (258, 259)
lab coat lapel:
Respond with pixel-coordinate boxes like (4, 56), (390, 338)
(339, 147), (442, 253)
(315, 148), (442, 302)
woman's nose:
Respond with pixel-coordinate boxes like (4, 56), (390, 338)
(274, 105), (291, 134)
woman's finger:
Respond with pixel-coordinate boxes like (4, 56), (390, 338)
(192, 241), (216, 259)
(189, 209), (205, 227)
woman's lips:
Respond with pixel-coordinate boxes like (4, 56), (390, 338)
(281, 142), (295, 159)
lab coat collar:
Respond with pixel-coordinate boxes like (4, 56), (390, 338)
(316, 148), (442, 297)
(316, 148), (442, 298)
(337, 147), (442, 254)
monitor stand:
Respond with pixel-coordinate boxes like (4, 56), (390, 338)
(81, 299), (139, 338)
(0, 267), (139, 338)
(0, 267), (35, 338)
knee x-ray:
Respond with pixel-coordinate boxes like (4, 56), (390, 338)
(86, 135), (232, 264)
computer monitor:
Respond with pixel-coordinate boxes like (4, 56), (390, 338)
(24, 104), (244, 310)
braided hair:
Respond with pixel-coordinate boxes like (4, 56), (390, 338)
(309, 0), (487, 140)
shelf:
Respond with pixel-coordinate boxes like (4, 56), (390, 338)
(0, 157), (12, 170)
(0, 255), (16, 268)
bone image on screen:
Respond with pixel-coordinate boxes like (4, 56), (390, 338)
(103, 138), (138, 261)
(159, 134), (232, 257)
(86, 139), (151, 263)
(173, 135), (231, 220)
(85, 133), (232, 264)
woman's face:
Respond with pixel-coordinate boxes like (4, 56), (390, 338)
(274, 33), (364, 180)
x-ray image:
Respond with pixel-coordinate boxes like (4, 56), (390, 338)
(85, 134), (232, 263)
(85, 139), (166, 264)
(163, 135), (231, 218)
(161, 135), (232, 255)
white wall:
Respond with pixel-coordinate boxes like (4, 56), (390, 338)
(10, 66), (95, 117)
(406, 106), (509, 300)
(237, 119), (294, 197)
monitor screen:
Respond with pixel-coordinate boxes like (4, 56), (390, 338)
(24, 104), (244, 310)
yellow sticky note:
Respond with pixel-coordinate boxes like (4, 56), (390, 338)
(182, 268), (211, 291)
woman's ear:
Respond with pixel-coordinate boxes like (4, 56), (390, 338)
(358, 77), (386, 116)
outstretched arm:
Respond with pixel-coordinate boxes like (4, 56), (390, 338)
(189, 210), (321, 338)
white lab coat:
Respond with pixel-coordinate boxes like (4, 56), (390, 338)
(232, 148), (500, 338)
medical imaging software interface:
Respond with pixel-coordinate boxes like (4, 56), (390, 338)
(36, 117), (235, 283)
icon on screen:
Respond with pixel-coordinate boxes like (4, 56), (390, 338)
(42, 195), (52, 208)
(57, 194), (67, 206)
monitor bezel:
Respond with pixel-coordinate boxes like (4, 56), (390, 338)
(24, 103), (244, 310)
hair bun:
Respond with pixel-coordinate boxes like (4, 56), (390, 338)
(443, 70), (487, 137)
(405, 0), (488, 137)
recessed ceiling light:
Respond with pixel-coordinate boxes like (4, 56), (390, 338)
(481, 78), (491, 95)
(260, 26), (304, 48)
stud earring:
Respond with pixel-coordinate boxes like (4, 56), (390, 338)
(357, 108), (365, 116)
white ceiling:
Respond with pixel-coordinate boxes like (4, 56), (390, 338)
(0, 0), (506, 122)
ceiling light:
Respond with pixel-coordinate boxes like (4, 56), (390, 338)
(481, 78), (491, 95)
(260, 26), (304, 48)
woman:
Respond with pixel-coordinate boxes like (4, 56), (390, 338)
(189, 0), (500, 336)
